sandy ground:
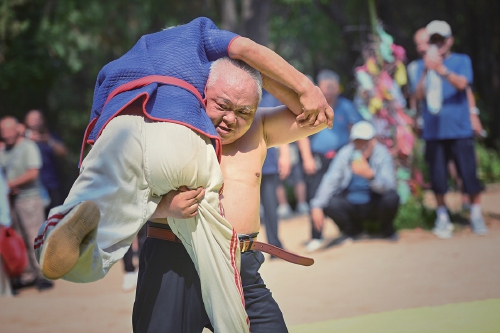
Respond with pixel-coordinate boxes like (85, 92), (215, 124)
(1, 188), (500, 332)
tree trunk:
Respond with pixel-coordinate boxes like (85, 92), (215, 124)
(221, 0), (239, 33)
(241, 0), (272, 46)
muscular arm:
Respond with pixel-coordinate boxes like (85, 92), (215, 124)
(258, 75), (328, 147)
(297, 137), (316, 175)
(260, 105), (326, 148)
(229, 37), (333, 128)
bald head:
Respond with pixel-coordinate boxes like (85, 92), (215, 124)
(207, 58), (262, 103)
(413, 28), (429, 57)
(25, 109), (46, 132)
(0, 116), (21, 146)
(317, 69), (340, 106)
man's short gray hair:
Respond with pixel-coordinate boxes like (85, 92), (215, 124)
(207, 57), (263, 102)
(316, 69), (340, 84)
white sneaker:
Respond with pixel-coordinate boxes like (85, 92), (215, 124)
(122, 271), (138, 292)
(277, 204), (293, 219)
(296, 202), (310, 215)
(305, 239), (325, 253)
(470, 216), (488, 235)
(432, 217), (454, 239)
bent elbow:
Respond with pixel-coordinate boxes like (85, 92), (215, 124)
(228, 37), (254, 60)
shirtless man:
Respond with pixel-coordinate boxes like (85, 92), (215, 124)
(133, 64), (328, 332)
(34, 18), (332, 332)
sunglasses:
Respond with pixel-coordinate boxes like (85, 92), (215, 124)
(429, 34), (447, 44)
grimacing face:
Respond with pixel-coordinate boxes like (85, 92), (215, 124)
(204, 76), (260, 145)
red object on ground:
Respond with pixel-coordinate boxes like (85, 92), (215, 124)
(0, 226), (28, 277)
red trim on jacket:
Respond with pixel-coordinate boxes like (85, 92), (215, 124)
(79, 76), (222, 167)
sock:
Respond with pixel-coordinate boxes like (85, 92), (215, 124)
(436, 206), (449, 221)
(470, 204), (482, 220)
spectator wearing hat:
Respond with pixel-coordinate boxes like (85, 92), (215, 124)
(299, 69), (363, 252)
(414, 20), (487, 238)
(309, 121), (399, 247)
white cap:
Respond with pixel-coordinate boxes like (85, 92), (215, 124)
(350, 121), (375, 141)
(426, 20), (452, 38)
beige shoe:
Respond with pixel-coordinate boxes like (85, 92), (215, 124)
(39, 201), (100, 280)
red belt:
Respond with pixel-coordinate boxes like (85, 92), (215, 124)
(147, 225), (314, 266)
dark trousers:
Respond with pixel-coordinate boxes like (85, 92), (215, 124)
(123, 224), (147, 273)
(323, 190), (399, 238)
(260, 173), (283, 248)
(45, 188), (64, 218)
(304, 153), (333, 239)
(132, 238), (287, 333)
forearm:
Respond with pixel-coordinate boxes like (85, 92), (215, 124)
(310, 171), (337, 209)
(298, 137), (314, 162)
(49, 139), (67, 156)
(278, 144), (290, 163)
(466, 86), (476, 108)
(262, 75), (303, 116)
(436, 65), (468, 90)
(8, 169), (38, 188)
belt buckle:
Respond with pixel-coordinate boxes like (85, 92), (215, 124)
(238, 233), (257, 253)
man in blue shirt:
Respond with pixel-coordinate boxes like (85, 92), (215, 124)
(414, 20), (486, 238)
(298, 70), (363, 252)
(260, 90), (286, 250)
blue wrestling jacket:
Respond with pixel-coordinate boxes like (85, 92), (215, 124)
(80, 17), (239, 165)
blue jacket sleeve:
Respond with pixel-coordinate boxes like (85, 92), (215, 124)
(200, 17), (239, 61)
(310, 145), (351, 208)
(369, 144), (396, 194)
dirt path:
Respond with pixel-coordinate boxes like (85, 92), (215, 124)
(1, 189), (500, 332)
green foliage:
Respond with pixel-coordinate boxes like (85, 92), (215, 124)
(393, 196), (435, 231)
(412, 139), (430, 184)
(1, 0), (500, 162)
(476, 142), (500, 184)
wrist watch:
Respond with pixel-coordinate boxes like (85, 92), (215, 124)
(469, 106), (480, 115)
(441, 67), (451, 78)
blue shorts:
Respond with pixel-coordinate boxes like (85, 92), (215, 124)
(425, 138), (483, 195)
(132, 237), (288, 333)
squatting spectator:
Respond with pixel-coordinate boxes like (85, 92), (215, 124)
(310, 121), (399, 244)
(298, 69), (363, 252)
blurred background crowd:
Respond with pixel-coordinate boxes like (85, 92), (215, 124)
(1, 0), (500, 298)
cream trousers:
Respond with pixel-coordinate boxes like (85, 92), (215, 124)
(35, 115), (248, 333)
